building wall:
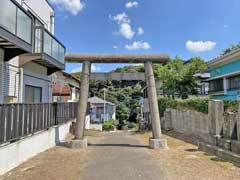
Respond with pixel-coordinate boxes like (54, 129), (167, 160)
(23, 62), (52, 103)
(0, 48), (4, 103)
(52, 71), (80, 102)
(1, 0), (56, 103)
(22, 0), (54, 32)
(90, 104), (116, 122)
(209, 60), (240, 100)
(210, 60), (240, 78)
(3, 62), (20, 103)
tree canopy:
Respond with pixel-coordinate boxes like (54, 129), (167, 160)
(221, 42), (240, 55)
(87, 65), (145, 124)
(155, 56), (207, 99)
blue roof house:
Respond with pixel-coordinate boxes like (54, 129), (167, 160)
(208, 48), (240, 100)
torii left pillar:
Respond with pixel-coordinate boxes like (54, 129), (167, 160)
(70, 61), (91, 149)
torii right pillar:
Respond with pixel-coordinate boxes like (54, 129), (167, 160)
(144, 61), (168, 149)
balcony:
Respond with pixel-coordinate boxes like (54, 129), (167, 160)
(19, 26), (66, 74)
(34, 26), (65, 72)
(0, 0), (33, 61)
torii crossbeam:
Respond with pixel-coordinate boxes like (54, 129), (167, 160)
(65, 53), (169, 149)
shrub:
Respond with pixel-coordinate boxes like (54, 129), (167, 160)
(158, 97), (240, 114)
(158, 96), (175, 116)
(224, 100), (238, 113)
(158, 97), (209, 114)
(173, 98), (209, 114)
(103, 119), (114, 131)
(127, 122), (137, 129)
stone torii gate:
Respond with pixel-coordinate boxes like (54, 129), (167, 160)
(65, 54), (169, 149)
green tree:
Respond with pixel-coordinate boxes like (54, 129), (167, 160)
(155, 56), (206, 99)
(71, 65), (145, 124)
(221, 42), (240, 55)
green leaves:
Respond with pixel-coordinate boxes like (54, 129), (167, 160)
(155, 56), (207, 99)
(221, 42), (240, 56)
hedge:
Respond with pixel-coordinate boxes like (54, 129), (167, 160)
(158, 97), (240, 115)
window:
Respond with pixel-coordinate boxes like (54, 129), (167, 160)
(209, 78), (223, 92)
(228, 75), (240, 90)
(25, 85), (42, 103)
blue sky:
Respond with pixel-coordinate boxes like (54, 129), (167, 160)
(49, 0), (240, 73)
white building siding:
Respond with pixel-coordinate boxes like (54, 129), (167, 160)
(3, 63), (20, 99)
(0, 0), (57, 103)
(23, 62), (52, 103)
(0, 48), (4, 103)
(22, 0), (54, 32)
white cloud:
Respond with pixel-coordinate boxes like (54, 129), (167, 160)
(110, 13), (130, 24)
(110, 12), (135, 39)
(125, 41), (151, 50)
(119, 23), (135, 39)
(50, 0), (85, 15)
(70, 65), (82, 73)
(113, 45), (118, 49)
(71, 64), (101, 73)
(91, 65), (101, 72)
(125, 1), (139, 9)
(224, 25), (229, 28)
(137, 27), (144, 35)
(186, 40), (216, 52)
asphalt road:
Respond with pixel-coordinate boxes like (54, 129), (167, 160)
(80, 132), (167, 180)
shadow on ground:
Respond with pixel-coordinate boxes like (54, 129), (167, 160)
(162, 130), (240, 168)
(88, 143), (148, 148)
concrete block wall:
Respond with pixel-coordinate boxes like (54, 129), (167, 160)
(163, 108), (209, 142)
(0, 120), (74, 175)
(162, 100), (240, 155)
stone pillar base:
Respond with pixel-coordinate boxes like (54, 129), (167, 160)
(149, 138), (168, 149)
(70, 139), (88, 149)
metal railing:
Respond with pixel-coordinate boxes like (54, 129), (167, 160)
(0, 0), (33, 44)
(0, 102), (78, 145)
(34, 26), (65, 64)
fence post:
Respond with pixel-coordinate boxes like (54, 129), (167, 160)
(208, 100), (224, 145)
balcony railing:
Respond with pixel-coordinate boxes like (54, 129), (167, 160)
(0, 0), (32, 45)
(34, 26), (65, 65)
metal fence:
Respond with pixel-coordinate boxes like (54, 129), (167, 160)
(0, 102), (78, 145)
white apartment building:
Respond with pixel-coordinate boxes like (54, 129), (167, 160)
(0, 0), (65, 103)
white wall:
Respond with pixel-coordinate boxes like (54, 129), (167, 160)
(22, 0), (54, 32)
(3, 58), (20, 102)
(0, 48), (4, 103)
(23, 62), (52, 103)
(0, 120), (74, 175)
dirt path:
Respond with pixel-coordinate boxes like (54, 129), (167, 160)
(1, 131), (240, 180)
(138, 131), (240, 180)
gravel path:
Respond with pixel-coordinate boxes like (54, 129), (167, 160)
(80, 132), (167, 180)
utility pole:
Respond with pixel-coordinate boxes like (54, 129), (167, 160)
(103, 87), (106, 122)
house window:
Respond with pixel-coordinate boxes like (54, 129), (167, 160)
(209, 78), (223, 92)
(25, 85), (42, 103)
(228, 75), (240, 90)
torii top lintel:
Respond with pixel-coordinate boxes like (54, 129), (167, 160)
(65, 53), (169, 64)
